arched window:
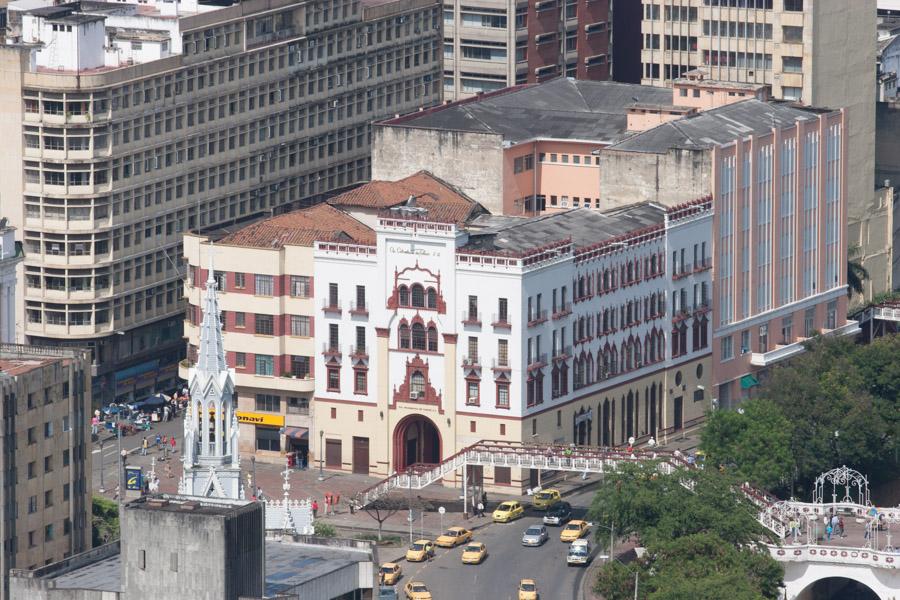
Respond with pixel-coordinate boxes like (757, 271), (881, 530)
(600, 348), (610, 380)
(411, 284), (425, 308)
(410, 371), (425, 399)
(626, 262), (634, 282)
(635, 340), (642, 368)
(399, 323), (410, 349)
(427, 326), (438, 351)
(426, 288), (437, 309)
(650, 254), (657, 275)
(610, 347), (618, 375)
(411, 322), (426, 350)
(399, 285), (409, 306)
(623, 341), (631, 371)
(657, 331), (665, 359)
(586, 354), (594, 384)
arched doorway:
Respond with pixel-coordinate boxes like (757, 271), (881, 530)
(796, 577), (880, 600)
(393, 415), (442, 472)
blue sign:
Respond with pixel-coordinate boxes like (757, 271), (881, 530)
(125, 466), (143, 491)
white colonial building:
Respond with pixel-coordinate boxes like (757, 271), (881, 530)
(313, 196), (714, 490)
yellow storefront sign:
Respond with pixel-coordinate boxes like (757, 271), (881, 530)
(236, 411), (284, 427)
(206, 408), (284, 428)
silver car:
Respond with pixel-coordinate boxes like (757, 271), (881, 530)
(521, 525), (549, 546)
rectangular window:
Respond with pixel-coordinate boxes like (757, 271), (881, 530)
(327, 367), (340, 391)
(826, 300), (837, 330)
(496, 383), (509, 408)
(44, 421), (53, 438)
(255, 274), (274, 296)
(355, 326), (366, 353)
(235, 352), (246, 368)
(498, 298), (508, 322)
(254, 313), (274, 335)
(720, 335), (733, 361)
(234, 272), (246, 288)
(291, 356), (310, 378)
(467, 336), (478, 360)
(354, 370), (367, 393)
(466, 381), (479, 405)
(328, 323), (339, 350)
(290, 275), (311, 297)
(782, 316), (794, 343)
(256, 427), (281, 451)
(467, 295), (478, 321)
(254, 354), (274, 376)
(494, 466), (511, 485)
(804, 307), (816, 337)
(740, 330), (750, 354)
(255, 393), (280, 412)
(328, 282), (339, 307)
(497, 339), (508, 366)
(355, 285), (366, 311)
(759, 324), (768, 352)
(290, 315), (310, 336)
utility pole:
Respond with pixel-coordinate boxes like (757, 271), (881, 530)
(98, 439), (105, 493)
(634, 572), (639, 600)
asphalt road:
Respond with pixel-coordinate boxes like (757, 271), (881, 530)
(393, 486), (601, 600)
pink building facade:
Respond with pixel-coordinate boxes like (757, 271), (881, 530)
(710, 110), (855, 408)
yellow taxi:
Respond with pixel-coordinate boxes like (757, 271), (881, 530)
(405, 539), (435, 562)
(492, 500), (525, 523)
(518, 578), (539, 600)
(532, 489), (561, 510)
(435, 526), (473, 548)
(560, 519), (590, 542)
(461, 541), (488, 564)
(379, 562), (402, 585)
(404, 581), (433, 600)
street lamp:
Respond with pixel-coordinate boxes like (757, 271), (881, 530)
(318, 430), (325, 481)
(98, 439), (105, 493)
(594, 521), (616, 562)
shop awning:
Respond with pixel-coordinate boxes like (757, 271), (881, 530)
(740, 374), (760, 389)
(284, 427), (308, 441)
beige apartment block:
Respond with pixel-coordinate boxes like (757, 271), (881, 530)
(1, 0), (441, 407)
(0, 344), (91, 600)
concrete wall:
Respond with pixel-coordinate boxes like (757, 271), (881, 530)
(599, 148), (712, 208)
(121, 501), (264, 600)
(371, 125), (505, 214)
(847, 186), (895, 303)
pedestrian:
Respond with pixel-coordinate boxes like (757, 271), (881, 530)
(476, 501), (484, 517)
(481, 490), (487, 507)
(162, 434), (168, 447)
(155, 433), (161, 449)
(170, 436), (177, 454)
(865, 519), (872, 541)
(788, 517), (799, 543)
(838, 516), (845, 537)
(163, 406), (170, 422)
(165, 463), (174, 479)
(825, 523), (833, 541)
(830, 514), (839, 533)
(141, 436), (148, 456)
(311, 500), (319, 518)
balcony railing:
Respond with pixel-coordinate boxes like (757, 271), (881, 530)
(350, 345), (368, 359)
(552, 303), (572, 320)
(461, 355), (481, 368)
(286, 405), (310, 415)
(491, 313), (512, 329)
(461, 310), (482, 327)
(694, 257), (712, 272)
(492, 357), (511, 371)
(349, 301), (369, 316)
(527, 310), (548, 327)
(693, 301), (711, 315)
(322, 298), (342, 315)
(552, 345), (571, 362)
(672, 307), (691, 322)
(527, 354), (547, 372)
(672, 264), (693, 280)
(322, 343), (342, 357)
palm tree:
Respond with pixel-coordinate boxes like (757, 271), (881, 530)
(847, 244), (869, 298)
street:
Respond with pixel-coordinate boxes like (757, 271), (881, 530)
(392, 486), (601, 600)
(91, 415), (184, 494)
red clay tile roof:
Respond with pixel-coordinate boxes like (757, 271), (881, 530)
(328, 171), (483, 225)
(216, 203), (374, 249)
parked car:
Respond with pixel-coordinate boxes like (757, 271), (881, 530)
(403, 581), (432, 600)
(543, 501), (573, 526)
(532, 489), (561, 510)
(521, 525), (549, 547)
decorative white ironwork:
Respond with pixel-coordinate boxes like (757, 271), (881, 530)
(813, 466), (870, 506)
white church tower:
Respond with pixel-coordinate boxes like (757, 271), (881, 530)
(179, 255), (243, 499)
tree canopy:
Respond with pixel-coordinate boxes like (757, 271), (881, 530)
(701, 335), (900, 497)
(588, 464), (782, 600)
(91, 495), (119, 547)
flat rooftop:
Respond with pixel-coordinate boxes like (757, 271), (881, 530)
(607, 99), (829, 154)
(126, 494), (254, 516)
(382, 77), (673, 145)
(463, 204), (665, 254)
(0, 356), (62, 377)
(37, 538), (370, 595)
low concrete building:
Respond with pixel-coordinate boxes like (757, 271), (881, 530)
(0, 343), (92, 600)
(9, 495), (376, 600)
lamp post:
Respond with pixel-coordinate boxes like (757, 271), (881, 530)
(318, 430), (325, 481)
(98, 439), (105, 493)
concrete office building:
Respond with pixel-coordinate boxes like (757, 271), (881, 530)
(0, 222), (24, 344)
(0, 0), (442, 407)
(0, 343), (91, 600)
(10, 495), (377, 600)
(442, 0), (616, 101)
(639, 0), (879, 296)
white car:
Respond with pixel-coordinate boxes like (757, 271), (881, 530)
(567, 539), (591, 566)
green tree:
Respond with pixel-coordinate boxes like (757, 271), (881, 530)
(588, 464), (782, 600)
(847, 244), (870, 298)
(91, 495), (119, 547)
(313, 521), (336, 538)
(700, 399), (794, 491)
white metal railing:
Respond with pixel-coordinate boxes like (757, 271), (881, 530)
(769, 545), (899, 568)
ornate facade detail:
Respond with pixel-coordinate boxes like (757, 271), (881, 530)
(392, 355), (443, 410)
